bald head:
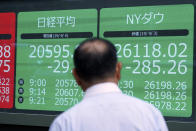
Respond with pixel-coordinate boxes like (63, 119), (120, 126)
(73, 38), (117, 83)
(80, 40), (107, 54)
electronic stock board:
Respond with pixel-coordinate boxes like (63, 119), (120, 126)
(0, 13), (15, 109)
(0, 1), (195, 129)
(100, 4), (194, 118)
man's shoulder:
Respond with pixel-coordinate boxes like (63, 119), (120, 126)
(58, 93), (160, 117)
(53, 92), (162, 122)
(50, 93), (167, 131)
(121, 93), (158, 110)
(110, 93), (164, 120)
(122, 94), (150, 106)
(53, 100), (86, 122)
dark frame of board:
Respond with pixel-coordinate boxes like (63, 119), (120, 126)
(0, 0), (196, 130)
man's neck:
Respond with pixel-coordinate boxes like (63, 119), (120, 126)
(81, 78), (118, 92)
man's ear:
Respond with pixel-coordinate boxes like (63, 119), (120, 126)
(72, 68), (82, 86)
(116, 62), (122, 81)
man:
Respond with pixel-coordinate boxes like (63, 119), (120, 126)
(49, 38), (168, 131)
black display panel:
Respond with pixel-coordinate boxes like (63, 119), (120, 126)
(0, 0), (195, 130)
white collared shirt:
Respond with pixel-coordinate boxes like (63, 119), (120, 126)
(49, 82), (168, 131)
(84, 82), (121, 98)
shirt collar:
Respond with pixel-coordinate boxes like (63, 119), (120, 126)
(84, 82), (122, 98)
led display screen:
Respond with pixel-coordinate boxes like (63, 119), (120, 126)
(100, 4), (194, 117)
(0, 4), (194, 121)
(15, 9), (97, 111)
(0, 13), (15, 109)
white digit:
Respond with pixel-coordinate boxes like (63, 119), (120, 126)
(142, 60), (150, 74)
(4, 46), (11, 58)
(152, 60), (160, 74)
(53, 60), (61, 73)
(144, 44), (150, 58)
(132, 60), (140, 74)
(115, 44), (122, 58)
(123, 44), (131, 58)
(62, 45), (70, 58)
(37, 45), (45, 58)
(133, 44), (140, 58)
(54, 45), (61, 58)
(0, 60), (2, 68)
(168, 60), (176, 74)
(4, 60), (10, 72)
(29, 45), (36, 58)
(62, 60), (69, 73)
(168, 43), (177, 58)
(45, 45), (53, 58)
(152, 43), (161, 57)
(178, 60), (187, 74)
(0, 46), (3, 58)
(178, 43), (187, 57)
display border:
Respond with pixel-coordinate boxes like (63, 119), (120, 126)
(0, 0), (195, 130)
